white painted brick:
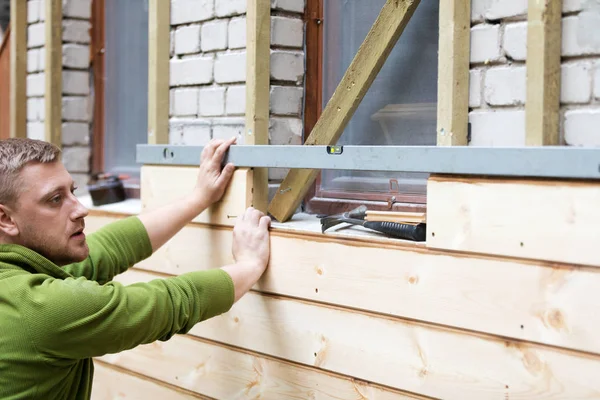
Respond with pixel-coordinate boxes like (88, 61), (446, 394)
(470, 24), (501, 63)
(170, 56), (214, 86)
(562, 16), (600, 57)
(563, 0), (582, 13)
(171, 0), (214, 25)
(270, 86), (303, 115)
(561, 61), (592, 104)
(271, 0), (305, 13)
(226, 84), (245, 115)
(63, 0), (91, 19)
(469, 69), (482, 108)
(62, 44), (89, 69)
(62, 122), (89, 145)
(62, 97), (89, 121)
(212, 117), (245, 142)
(62, 20), (91, 43)
(216, 0), (245, 17)
(38, 48), (46, 71)
(39, 0), (46, 21)
(27, 98), (45, 121)
(271, 16), (304, 48)
(170, 30), (175, 57)
(201, 20), (228, 52)
(471, 0), (527, 21)
(63, 71), (90, 95)
(172, 88), (199, 116)
(469, 110), (526, 146)
(170, 119), (212, 145)
(595, 63), (600, 100)
(28, 0), (41, 23)
(503, 22), (527, 61)
(27, 49), (41, 73)
(214, 51), (246, 83)
(27, 73), (45, 97)
(564, 109), (600, 146)
(61, 147), (90, 173)
(271, 50), (304, 83)
(28, 23), (45, 48)
(199, 87), (226, 116)
(228, 17), (246, 49)
(269, 117), (302, 145)
(174, 25), (201, 55)
(484, 66), (526, 106)
(27, 122), (45, 141)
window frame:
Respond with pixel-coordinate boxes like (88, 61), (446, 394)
(302, 0), (429, 216)
(89, 0), (140, 199)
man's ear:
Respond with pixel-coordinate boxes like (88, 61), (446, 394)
(0, 204), (19, 237)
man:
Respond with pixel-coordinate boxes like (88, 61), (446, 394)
(0, 137), (271, 399)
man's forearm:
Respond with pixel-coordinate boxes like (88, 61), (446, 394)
(137, 193), (207, 252)
(220, 261), (264, 303)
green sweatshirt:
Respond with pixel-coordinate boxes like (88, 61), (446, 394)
(0, 216), (235, 400)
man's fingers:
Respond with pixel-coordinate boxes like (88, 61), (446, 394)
(202, 139), (224, 161)
(259, 215), (271, 230)
(212, 137), (236, 164)
(216, 163), (235, 188)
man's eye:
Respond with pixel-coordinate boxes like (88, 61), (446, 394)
(50, 196), (61, 204)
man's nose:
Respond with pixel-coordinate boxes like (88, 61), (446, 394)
(71, 197), (89, 220)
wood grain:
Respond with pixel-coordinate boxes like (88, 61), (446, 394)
(9, 0), (26, 139)
(45, 0), (62, 147)
(426, 176), (600, 267)
(140, 165), (253, 227)
(85, 214), (600, 356)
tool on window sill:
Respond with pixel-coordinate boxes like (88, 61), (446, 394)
(87, 173), (128, 206)
(319, 206), (426, 242)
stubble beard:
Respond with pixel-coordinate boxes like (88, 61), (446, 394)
(19, 225), (89, 266)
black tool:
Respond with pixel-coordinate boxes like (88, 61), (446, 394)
(320, 205), (426, 242)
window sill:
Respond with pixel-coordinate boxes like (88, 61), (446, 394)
(79, 196), (424, 247)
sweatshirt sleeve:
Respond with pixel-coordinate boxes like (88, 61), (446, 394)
(23, 268), (235, 360)
(62, 216), (153, 284)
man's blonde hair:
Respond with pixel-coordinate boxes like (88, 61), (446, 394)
(0, 138), (61, 205)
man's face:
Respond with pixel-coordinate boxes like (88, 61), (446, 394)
(9, 161), (89, 266)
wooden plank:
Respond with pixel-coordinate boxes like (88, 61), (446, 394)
(114, 269), (600, 399)
(9, 0), (26, 139)
(45, 0), (62, 147)
(97, 334), (424, 400)
(147, 0), (170, 144)
(525, 0), (562, 146)
(0, 26), (10, 140)
(426, 176), (600, 267)
(436, 0), (470, 146)
(91, 362), (206, 400)
(267, 0), (421, 222)
(140, 165), (253, 227)
(84, 214), (600, 356)
(245, 0), (270, 213)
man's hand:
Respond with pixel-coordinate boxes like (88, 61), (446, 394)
(193, 137), (237, 209)
(221, 207), (271, 302)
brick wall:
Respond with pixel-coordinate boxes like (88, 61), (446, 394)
(169, 0), (306, 184)
(469, 0), (600, 146)
(26, 0), (92, 192)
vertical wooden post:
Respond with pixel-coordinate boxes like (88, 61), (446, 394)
(436, 0), (470, 146)
(148, 0), (170, 145)
(9, 0), (26, 139)
(525, 0), (562, 146)
(245, 0), (270, 212)
(45, 0), (62, 146)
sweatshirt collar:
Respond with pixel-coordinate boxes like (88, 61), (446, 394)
(0, 244), (73, 279)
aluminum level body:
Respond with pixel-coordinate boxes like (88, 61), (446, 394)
(136, 144), (600, 180)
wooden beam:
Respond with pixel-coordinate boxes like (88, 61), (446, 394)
(115, 269), (600, 399)
(147, 0), (170, 144)
(436, 0), (470, 146)
(97, 333), (423, 400)
(9, 0), (26, 139)
(86, 214), (600, 356)
(245, 0), (270, 213)
(140, 165), (253, 226)
(45, 0), (62, 147)
(426, 175), (600, 267)
(267, 0), (421, 222)
(525, 0), (562, 145)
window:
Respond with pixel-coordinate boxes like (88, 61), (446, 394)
(304, 0), (439, 215)
(90, 0), (149, 197)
